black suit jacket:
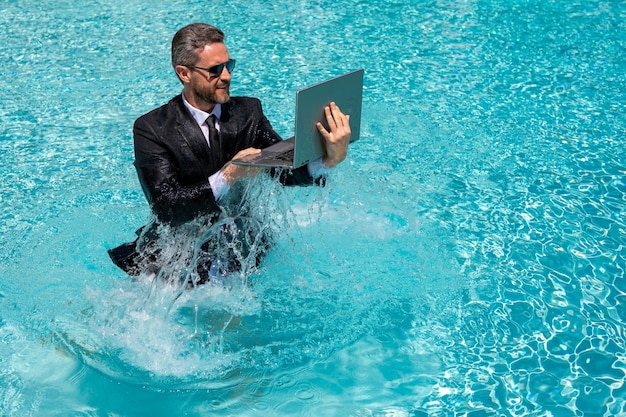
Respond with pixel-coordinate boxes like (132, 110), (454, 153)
(133, 95), (315, 225)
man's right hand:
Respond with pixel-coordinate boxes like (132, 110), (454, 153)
(221, 148), (264, 185)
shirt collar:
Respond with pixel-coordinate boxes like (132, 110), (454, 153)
(181, 91), (222, 125)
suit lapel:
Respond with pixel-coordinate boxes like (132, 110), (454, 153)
(217, 100), (239, 161)
(172, 98), (214, 167)
(170, 97), (245, 172)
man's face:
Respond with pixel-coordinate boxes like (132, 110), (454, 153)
(181, 42), (232, 110)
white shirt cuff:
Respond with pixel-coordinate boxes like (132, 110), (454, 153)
(209, 171), (230, 200)
(307, 157), (330, 179)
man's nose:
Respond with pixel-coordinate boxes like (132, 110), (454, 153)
(219, 66), (232, 81)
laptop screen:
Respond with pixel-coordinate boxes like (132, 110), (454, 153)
(292, 69), (364, 167)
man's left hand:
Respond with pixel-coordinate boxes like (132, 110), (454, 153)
(316, 102), (351, 168)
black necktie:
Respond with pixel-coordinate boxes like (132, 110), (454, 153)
(206, 114), (221, 166)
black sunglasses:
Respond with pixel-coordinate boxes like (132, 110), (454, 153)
(185, 59), (236, 78)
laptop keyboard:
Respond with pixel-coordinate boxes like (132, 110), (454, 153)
(272, 149), (294, 162)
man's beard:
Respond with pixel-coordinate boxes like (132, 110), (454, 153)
(193, 84), (230, 106)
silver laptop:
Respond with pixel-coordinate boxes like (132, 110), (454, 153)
(233, 68), (364, 169)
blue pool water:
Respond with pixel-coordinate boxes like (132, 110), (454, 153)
(1, 0), (625, 415)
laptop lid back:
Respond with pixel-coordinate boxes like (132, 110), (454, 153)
(292, 69), (364, 168)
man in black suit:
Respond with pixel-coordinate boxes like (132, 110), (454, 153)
(109, 23), (351, 283)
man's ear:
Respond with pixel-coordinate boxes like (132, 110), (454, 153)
(174, 65), (191, 84)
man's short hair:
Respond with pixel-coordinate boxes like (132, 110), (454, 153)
(171, 23), (225, 68)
